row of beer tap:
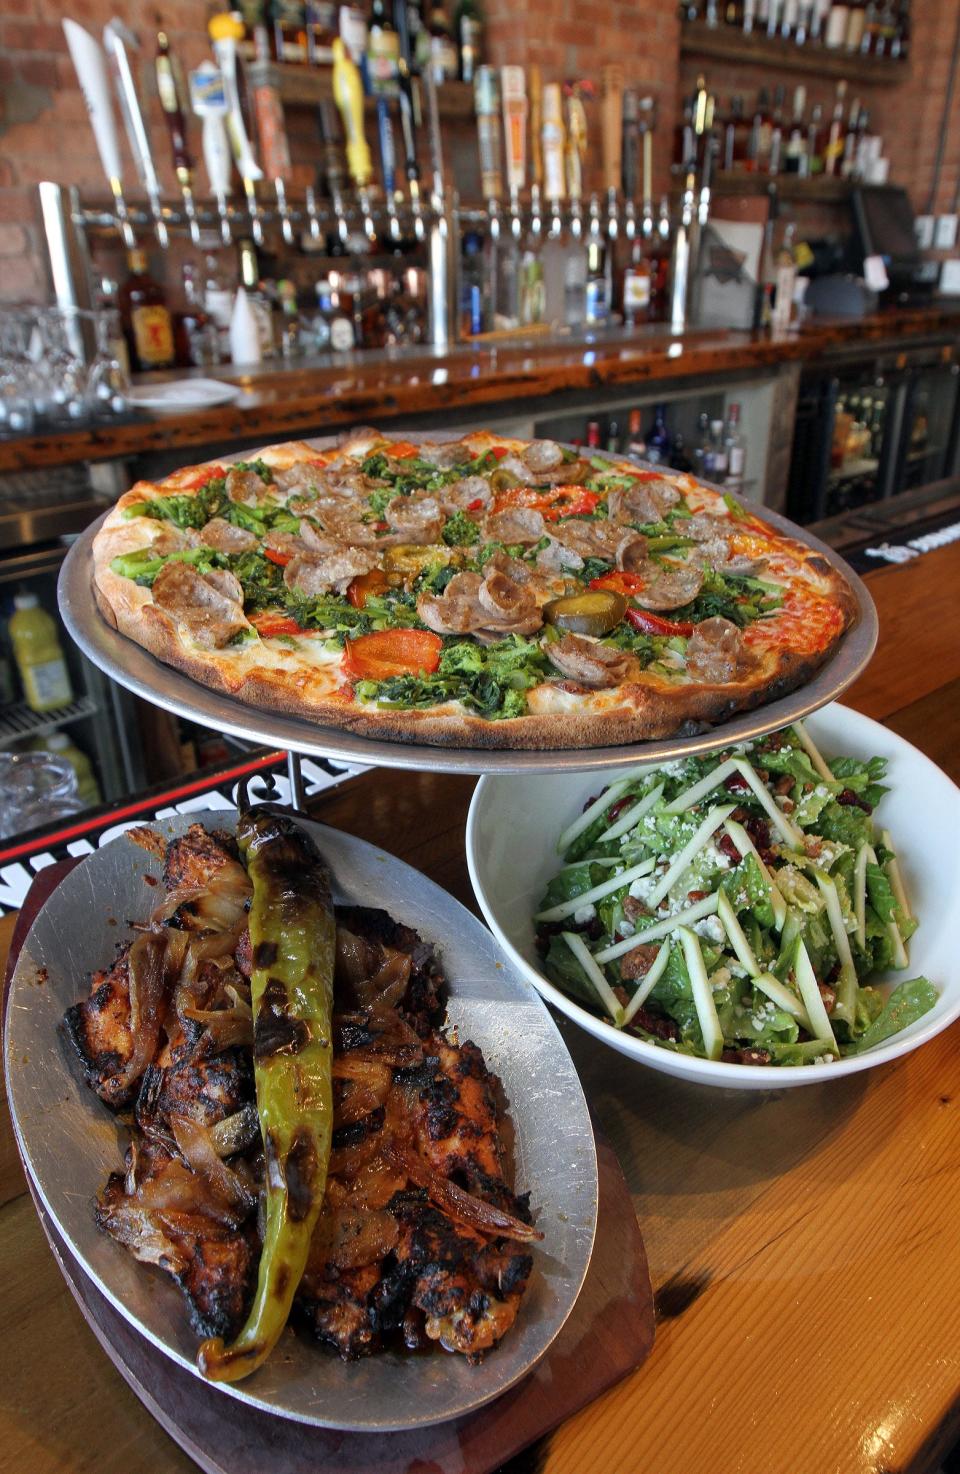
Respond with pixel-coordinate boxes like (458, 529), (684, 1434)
(62, 14), (664, 254)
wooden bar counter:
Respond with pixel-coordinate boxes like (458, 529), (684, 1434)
(1, 541), (959, 1474)
(3, 302), (959, 473)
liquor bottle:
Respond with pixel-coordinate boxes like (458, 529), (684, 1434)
(173, 262), (221, 367)
(119, 249), (175, 371)
(367, 0), (401, 89)
(809, 0), (831, 40)
(626, 408), (647, 458)
(271, 0), (308, 62)
(203, 254), (235, 354)
(823, 79), (847, 176)
(460, 231), (487, 335)
(841, 94), (861, 177)
(428, 1), (458, 81)
(845, 0), (866, 48)
(824, 0), (850, 45)
(647, 404), (672, 466)
(742, 0), (757, 30)
(766, 0), (781, 36)
(806, 103), (823, 176)
(586, 420), (601, 450)
(769, 84), (785, 175)
(860, 0), (880, 50)
(723, 95), (744, 172)
(772, 221), (796, 331)
(455, 0), (482, 82)
(671, 433), (693, 473)
(754, 211), (777, 329)
(606, 419), (620, 453)
(709, 419), (728, 482)
(696, 411), (713, 477)
(784, 86), (806, 174)
(780, 0), (799, 38)
(891, 0), (909, 58)
(872, 0), (896, 54)
(794, 0), (813, 42)
(621, 231), (652, 327)
(584, 196), (609, 325)
(306, 2), (338, 62)
(237, 236), (275, 356)
(753, 88), (772, 173)
(724, 402), (747, 489)
(649, 198), (672, 322)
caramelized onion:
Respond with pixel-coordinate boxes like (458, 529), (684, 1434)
(170, 1114), (257, 1216)
(385, 1145), (542, 1243)
(130, 1157), (246, 1229)
(119, 931), (168, 1093)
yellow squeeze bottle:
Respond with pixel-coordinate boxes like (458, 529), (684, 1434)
(9, 594), (73, 712)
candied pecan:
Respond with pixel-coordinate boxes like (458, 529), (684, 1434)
(620, 942), (662, 981)
(818, 983), (837, 1015)
(775, 775), (793, 796)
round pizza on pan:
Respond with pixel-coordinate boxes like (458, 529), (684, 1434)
(92, 428), (859, 750)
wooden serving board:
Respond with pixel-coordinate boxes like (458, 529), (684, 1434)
(6, 859), (655, 1474)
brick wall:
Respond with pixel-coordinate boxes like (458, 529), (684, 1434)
(0, 0), (956, 304)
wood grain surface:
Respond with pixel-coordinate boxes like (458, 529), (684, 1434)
(2, 303), (957, 472)
(1, 540), (959, 1474)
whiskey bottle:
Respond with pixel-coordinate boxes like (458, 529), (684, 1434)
(118, 249), (175, 371)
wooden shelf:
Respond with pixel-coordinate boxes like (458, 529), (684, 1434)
(713, 172), (852, 202)
(250, 62), (475, 119)
(680, 19), (908, 83)
(671, 172), (852, 204)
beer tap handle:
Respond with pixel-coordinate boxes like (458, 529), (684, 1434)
(103, 20), (169, 247)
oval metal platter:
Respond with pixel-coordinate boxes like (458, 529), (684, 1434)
(5, 812), (598, 1432)
(58, 435), (878, 774)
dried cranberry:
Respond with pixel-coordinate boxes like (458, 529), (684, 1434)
(837, 787), (872, 813)
(724, 772), (750, 793)
(581, 793), (600, 814)
(744, 815), (775, 864)
(717, 833), (742, 865)
(625, 1006), (679, 1042)
(606, 795), (631, 824)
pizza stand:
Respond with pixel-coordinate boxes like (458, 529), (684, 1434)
(34, 442), (880, 1471)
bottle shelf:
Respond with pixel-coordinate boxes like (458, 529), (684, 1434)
(705, 173), (853, 202)
(680, 19), (908, 83)
(0, 695), (99, 751)
(250, 62), (476, 119)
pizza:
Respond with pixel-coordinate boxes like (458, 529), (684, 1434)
(91, 428), (859, 750)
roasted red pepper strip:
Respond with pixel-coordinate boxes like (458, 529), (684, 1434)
(347, 569), (390, 608)
(251, 613), (303, 637)
(491, 485), (600, 522)
(590, 572), (647, 596)
(626, 608), (695, 638)
(343, 628), (443, 680)
(184, 465), (227, 491)
(263, 547), (291, 567)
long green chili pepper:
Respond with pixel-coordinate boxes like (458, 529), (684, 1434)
(198, 811), (335, 1383)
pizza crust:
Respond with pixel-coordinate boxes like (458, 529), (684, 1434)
(91, 431), (861, 751)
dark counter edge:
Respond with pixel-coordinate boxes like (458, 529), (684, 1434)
(5, 303), (960, 473)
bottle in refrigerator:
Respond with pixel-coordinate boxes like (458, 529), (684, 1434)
(646, 404), (672, 466)
(31, 732), (101, 807)
(724, 402), (747, 489)
(626, 407), (647, 458)
(709, 418), (728, 482)
(9, 594), (73, 714)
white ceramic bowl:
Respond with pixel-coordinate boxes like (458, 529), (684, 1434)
(466, 703), (960, 1089)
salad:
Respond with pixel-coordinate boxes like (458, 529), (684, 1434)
(534, 721), (936, 1067)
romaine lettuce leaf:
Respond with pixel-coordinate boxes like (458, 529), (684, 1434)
(848, 977), (937, 1052)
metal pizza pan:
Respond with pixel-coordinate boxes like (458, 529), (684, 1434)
(58, 437), (878, 775)
(5, 811), (598, 1431)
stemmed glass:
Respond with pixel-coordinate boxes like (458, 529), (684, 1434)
(86, 308), (130, 419)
